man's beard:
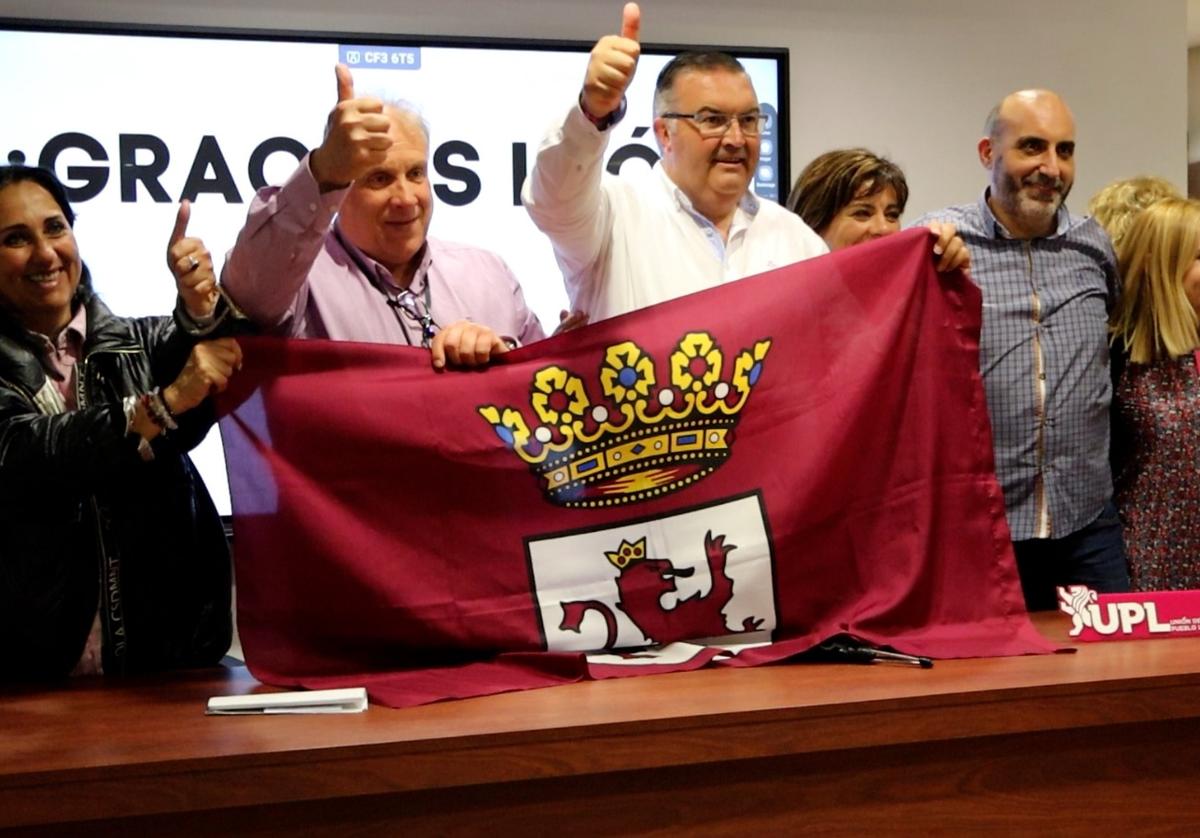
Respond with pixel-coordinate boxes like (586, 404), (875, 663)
(1000, 171), (1069, 227)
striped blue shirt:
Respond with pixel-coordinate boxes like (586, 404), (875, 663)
(913, 191), (1118, 540)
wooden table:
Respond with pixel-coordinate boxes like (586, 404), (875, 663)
(3, 613), (1199, 835)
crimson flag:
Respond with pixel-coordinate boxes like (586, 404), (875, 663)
(218, 229), (1054, 708)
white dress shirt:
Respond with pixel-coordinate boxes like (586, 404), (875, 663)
(523, 104), (828, 321)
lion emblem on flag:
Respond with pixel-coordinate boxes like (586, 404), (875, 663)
(558, 532), (765, 650)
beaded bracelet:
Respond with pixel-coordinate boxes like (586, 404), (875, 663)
(142, 388), (179, 433)
(122, 394), (155, 462)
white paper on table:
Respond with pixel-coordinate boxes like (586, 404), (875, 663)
(206, 687), (368, 715)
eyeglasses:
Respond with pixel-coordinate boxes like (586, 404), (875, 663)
(392, 288), (439, 348)
(660, 110), (770, 138)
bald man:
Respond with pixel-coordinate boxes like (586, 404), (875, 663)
(914, 89), (1129, 609)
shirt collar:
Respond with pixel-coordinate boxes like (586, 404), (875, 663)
(28, 304), (86, 379)
(333, 221), (432, 294)
(63, 304), (87, 347)
(656, 164), (761, 225)
(29, 303), (87, 352)
(977, 187), (1071, 240)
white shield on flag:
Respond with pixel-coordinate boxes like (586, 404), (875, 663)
(526, 493), (777, 652)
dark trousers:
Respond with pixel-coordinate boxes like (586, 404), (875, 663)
(1012, 500), (1130, 611)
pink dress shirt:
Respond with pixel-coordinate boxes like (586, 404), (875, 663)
(221, 155), (545, 347)
(33, 307), (104, 675)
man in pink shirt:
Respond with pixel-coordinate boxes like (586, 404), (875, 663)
(222, 65), (545, 369)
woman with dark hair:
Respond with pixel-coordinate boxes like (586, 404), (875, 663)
(787, 148), (910, 251)
(788, 148), (969, 271)
(0, 164), (241, 679)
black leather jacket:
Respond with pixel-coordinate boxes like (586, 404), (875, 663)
(0, 293), (231, 680)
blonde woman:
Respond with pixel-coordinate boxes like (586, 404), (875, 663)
(1088, 175), (1181, 252)
(1110, 197), (1200, 590)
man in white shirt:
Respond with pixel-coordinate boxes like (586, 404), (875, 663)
(523, 2), (965, 321)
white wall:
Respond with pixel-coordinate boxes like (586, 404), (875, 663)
(0, 0), (1187, 217)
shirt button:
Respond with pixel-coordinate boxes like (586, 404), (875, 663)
(308, 203), (317, 212)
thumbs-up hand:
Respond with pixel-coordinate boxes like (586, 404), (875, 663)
(167, 200), (219, 320)
(309, 64), (394, 191)
(582, 3), (641, 123)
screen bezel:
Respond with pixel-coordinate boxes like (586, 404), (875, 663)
(0, 16), (791, 194)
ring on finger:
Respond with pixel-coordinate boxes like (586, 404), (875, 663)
(186, 255), (200, 272)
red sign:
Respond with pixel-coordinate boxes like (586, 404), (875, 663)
(1057, 586), (1200, 640)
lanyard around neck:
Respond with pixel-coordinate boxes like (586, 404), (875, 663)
(336, 226), (435, 347)
(389, 281), (435, 348)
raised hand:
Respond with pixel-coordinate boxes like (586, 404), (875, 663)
(582, 2), (641, 121)
(309, 64), (394, 191)
(162, 338), (243, 415)
(166, 200), (219, 319)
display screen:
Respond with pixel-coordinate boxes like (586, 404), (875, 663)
(0, 19), (789, 514)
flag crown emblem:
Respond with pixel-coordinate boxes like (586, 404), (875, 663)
(478, 331), (772, 508)
(605, 537), (647, 569)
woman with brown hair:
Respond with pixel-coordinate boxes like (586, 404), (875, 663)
(786, 148), (910, 251)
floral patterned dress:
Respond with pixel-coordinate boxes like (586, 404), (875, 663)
(1112, 351), (1200, 590)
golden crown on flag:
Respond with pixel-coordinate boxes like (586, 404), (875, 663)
(478, 331), (772, 508)
(605, 537), (647, 569)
